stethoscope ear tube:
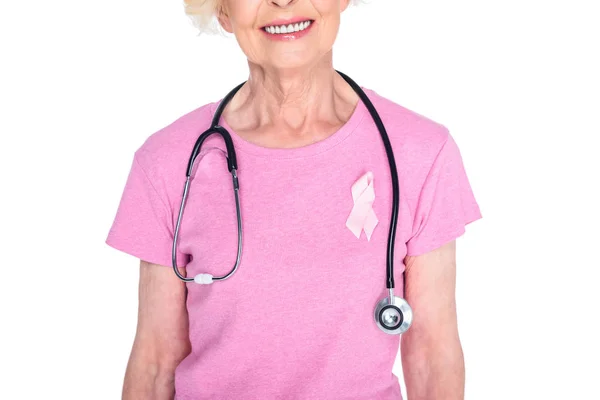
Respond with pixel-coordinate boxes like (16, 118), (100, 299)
(172, 175), (194, 282)
(174, 92), (246, 283)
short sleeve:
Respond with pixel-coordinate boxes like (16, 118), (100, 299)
(405, 132), (482, 256)
(105, 151), (189, 267)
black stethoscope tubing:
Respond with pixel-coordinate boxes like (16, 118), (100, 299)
(172, 70), (402, 294)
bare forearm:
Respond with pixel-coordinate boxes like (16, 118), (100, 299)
(122, 336), (188, 400)
(122, 356), (178, 400)
(123, 262), (190, 399)
(401, 336), (465, 400)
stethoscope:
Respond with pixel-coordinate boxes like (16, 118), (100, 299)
(171, 70), (413, 335)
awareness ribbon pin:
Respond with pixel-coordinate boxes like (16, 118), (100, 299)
(345, 171), (378, 241)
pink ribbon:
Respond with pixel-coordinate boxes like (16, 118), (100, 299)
(345, 171), (378, 241)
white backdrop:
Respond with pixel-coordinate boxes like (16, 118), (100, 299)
(1, 0), (599, 399)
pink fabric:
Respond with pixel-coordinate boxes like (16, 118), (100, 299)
(106, 87), (482, 400)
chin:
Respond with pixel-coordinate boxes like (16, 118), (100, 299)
(266, 52), (324, 72)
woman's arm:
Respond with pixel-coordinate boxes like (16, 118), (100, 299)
(122, 261), (191, 400)
(401, 240), (465, 400)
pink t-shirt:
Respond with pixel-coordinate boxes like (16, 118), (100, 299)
(106, 87), (482, 400)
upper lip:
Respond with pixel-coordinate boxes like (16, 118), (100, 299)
(262, 17), (313, 28)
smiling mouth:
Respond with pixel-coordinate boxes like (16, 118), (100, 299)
(261, 20), (314, 35)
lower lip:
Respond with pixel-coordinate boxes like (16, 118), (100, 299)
(261, 21), (315, 41)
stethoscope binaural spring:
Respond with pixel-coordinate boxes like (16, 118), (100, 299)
(171, 70), (413, 335)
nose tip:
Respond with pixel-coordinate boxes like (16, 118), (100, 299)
(269, 0), (297, 7)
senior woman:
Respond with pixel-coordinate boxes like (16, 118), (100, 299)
(106, 0), (482, 399)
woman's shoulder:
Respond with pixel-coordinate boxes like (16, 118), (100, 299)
(125, 100), (224, 203)
(135, 101), (217, 159)
(363, 87), (450, 144)
(361, 87), (452, 169)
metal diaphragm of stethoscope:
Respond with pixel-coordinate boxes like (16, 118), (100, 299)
(171, 70), (413, 335)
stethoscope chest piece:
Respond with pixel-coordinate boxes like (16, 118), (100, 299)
(374, 295), (413, 335)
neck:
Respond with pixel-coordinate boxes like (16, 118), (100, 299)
(222, 51), (358, 140)
(246, 53), (337, 110)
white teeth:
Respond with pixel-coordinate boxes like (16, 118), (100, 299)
(264, 20), (312, 34)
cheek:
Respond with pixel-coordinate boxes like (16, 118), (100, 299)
(317, 15), (341, 50)
(312, 1), (342, 47)
(235, 32), (266, 64)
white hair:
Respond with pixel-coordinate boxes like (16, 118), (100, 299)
(183, 0), (364, 36)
